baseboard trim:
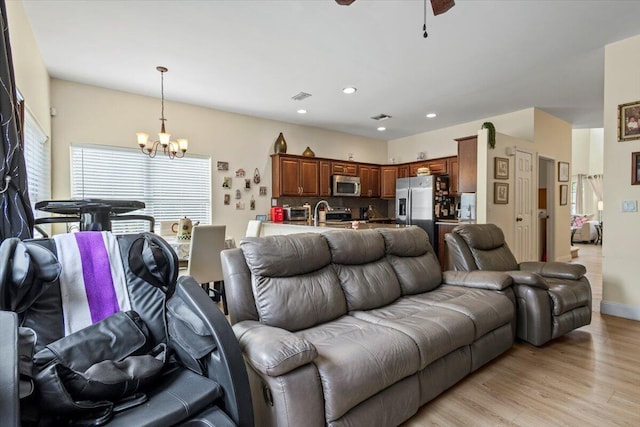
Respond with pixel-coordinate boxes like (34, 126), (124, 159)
(600, 301), (640, 321)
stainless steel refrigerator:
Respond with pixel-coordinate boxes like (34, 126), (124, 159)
(396, 176), (435, 246)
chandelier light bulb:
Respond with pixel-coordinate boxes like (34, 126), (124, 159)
(136, 132), (149, 147)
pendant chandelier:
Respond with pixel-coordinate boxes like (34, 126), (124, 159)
(136, 66), (188, 159)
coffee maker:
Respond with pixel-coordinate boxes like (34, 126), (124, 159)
(359, 207), (369, 220)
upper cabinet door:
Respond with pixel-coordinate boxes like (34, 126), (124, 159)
(279, 157), (301, 196)
(299, 159), (320, 196)
(456, 136), (477, 193)
(381, 166), (398, 199)
(331, 161), (358, 176)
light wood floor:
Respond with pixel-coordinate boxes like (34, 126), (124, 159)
(404, 243), (640, 426)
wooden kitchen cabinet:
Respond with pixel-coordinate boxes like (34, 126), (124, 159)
(426, 158), (448, 175)
(272, 154), (319, 197)
(331, 161), (358, 176)
(456, 135), (477, 193)
(380, 166), (398, 199)
(447, 156), (459, 195)
(409, 162), (429, 177)
(397, 165), (409, 178)
(359, 165), (380, 198)
(319, 160), (331, 197)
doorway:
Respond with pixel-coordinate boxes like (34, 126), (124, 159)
(538, 156), (556, 261)
(514, 149), (534, 262)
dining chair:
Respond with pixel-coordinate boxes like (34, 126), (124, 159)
(187, 225), (228, 314)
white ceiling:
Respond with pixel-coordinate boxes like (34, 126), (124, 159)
(21, 0), (640, 141)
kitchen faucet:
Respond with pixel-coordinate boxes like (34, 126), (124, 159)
(313, 200), (331, 227)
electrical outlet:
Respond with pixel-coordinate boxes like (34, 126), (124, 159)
(622, 200), (638, 212)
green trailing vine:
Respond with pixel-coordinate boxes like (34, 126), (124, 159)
(481, 122), (496, 149)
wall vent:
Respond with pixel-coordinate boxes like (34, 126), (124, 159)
(370, 114), (392, 121)
(291, 92), (312, 101)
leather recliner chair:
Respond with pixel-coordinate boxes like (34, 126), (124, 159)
(445, 224), (592, 346)
(0, 231), (253, 427)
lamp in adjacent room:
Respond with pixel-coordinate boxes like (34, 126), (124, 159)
(597, 200), (603, 222)
(137, 66), (188, 159)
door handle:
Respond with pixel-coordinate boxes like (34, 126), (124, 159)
(516, 217), (523, 222)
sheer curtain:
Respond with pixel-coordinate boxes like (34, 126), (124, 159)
(574, 174), (585, 214)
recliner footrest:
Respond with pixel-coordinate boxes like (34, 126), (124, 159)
(108, 368), (223, 427)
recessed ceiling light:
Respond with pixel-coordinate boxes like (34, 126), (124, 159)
(343, 87), (357, 94)
(426, 113), (437, 118)
(297, 109), (307, 114)
(377, 127), (386, 132)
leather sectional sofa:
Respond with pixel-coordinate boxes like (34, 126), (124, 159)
(221, 227), (516, 426)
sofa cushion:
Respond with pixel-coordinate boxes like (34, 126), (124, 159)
(241, 233), (331, 277)
(351, 298), (475, 369)
(323, 229), (385, 265)
(241, 234), (347, 331)
(377, 227), (442, 294)
(454, 225), (519, 271)
(296, 316), (419, 422)
(406, 285), (515, 339)
(324, 230), (401, 311)
(333, 261), (401, 311)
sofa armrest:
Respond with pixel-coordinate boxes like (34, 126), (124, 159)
(0, 311), (19, 427)
(442, 270), (512, 291)
(233, 320), (318, 377)
(519, 261), (586, 280)
(504, 270), (549, 289)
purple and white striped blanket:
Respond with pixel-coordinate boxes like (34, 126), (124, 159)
(53, 232), (131, 336)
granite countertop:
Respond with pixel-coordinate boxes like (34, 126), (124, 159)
(270, 220), (405, 230)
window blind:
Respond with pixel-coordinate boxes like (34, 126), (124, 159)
(23, 108), (51, 236)
(71, 144), (211, 234)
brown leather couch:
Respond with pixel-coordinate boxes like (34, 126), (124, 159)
(222, 227), (516, 426)
(445, 223), (592, 346)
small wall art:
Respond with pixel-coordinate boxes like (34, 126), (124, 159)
(250, 195), (256, 210)
(259, 186), (267, 196)
(235, 189), (241, 199)
(217, 161), (229, 171)
(235, 201), (245, 210)
(494, 157), (509, 180)
(222, 177), (232, 189)
(618, 100), (640, 142)
(494, 182), (509, 204)
(560, 184), (568, 205)
(632, 152), (640, 185)
(558, 162), (569, 182)
(235, 168), (245, 177)
(224, 194), (230, 205)
(245, 178), (251, 190)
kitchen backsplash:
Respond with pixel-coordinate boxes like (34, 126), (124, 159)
(275, 196), (390, 220)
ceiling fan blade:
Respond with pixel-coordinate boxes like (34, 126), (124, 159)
(431, 0), (455, 16)
(335, 0), (356, 5)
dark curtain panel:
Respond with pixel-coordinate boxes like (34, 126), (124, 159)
(0, 0), (34, 241)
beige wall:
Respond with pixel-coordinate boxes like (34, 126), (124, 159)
(6, 0), (50, 137)
(50, 80), (387, 240)
(388, 108), (535, 164)
(602, 34), (640, 319)
(572, 128), (604, 175)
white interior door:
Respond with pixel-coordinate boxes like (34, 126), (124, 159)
(515, 149), (534, 261)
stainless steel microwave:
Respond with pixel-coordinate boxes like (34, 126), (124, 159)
(332, 175), (361, 197)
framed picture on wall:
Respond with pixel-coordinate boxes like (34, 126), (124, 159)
(558, 162), (570, 182)
(494, 182), (509, 204)
(632, 152), (640, 185)
(494, 157), (509, 180)
(560, 184), (568, 205)
(618, 100), (640, 141)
